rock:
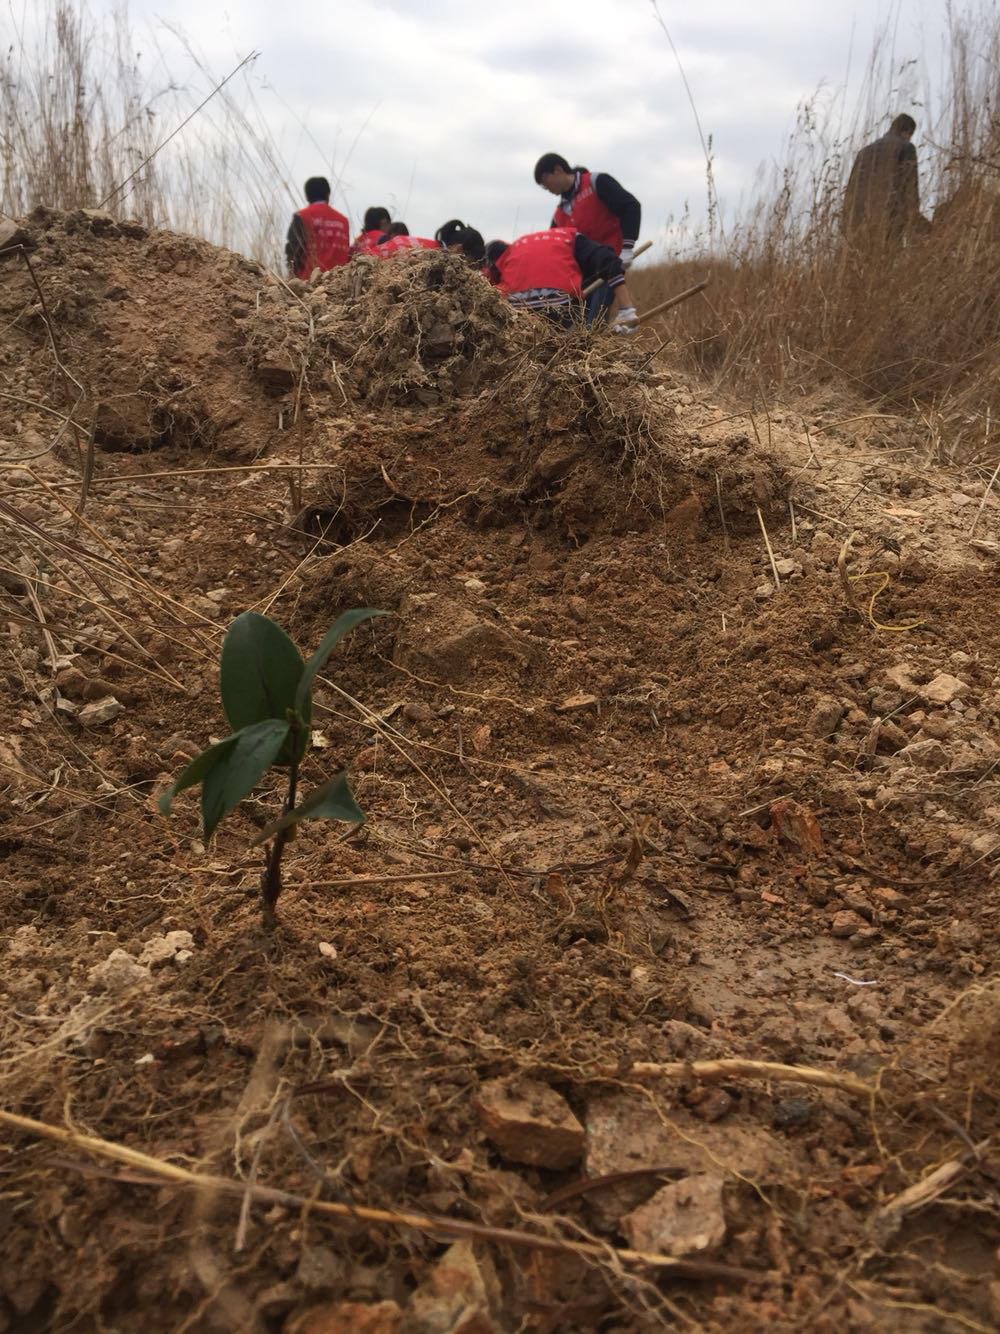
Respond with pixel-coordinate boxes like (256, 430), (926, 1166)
(769, 798), (823, 856)
(754, 581), (774, 600)
(318, 941), (338, 961)
(871, 886), (905, 906)
(554, 693), (599, 714)
(139, 930), (194, 968)
(7, 924), (40, 959)
(883, 664), (920, 693)
(806, 696), (845, 738)
(898, 739), (948, 771)
(0, 215), (32, 253)
(406, 1240), (499, 1334)
(284, 1300), (402, 1334)
(78, 696), (124, 727)
(463, 578), (486, 594)
(831, 910), (866, 938)
(585, 1091), (795, 1226)
(773, 557), (801, 577)
(402, 701), (434, 723)
(533, 441), (583, 482)
(772, 1097), (814, 1129)
(87, 949), (151, 994)
(622, 1174), (726, 1257)
(684, 1086), (734, 1122)
(295, 1245), (345, 1293)
(948, 920), (982, 951)
(475, 1078), (584, 1169)
(920, 673), (969, 707)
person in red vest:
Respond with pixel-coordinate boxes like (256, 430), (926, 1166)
(351, 205), (392, 256)
(485, 229), (638, 331)
(285, 177), (350, 279)
(374, 222), (485, 264)
(534, 152), (641, 323)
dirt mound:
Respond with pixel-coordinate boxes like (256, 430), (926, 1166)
(1, 215), (999, 1332)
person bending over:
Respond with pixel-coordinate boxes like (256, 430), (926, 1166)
(286, 177), (350, 278)
(351, 206), (392, 255)
(485, 228), (637, 331)
(534, 152), (641, 322)
(375, 223), (485, 263)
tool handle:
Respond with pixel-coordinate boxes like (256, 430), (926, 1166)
(580, 240), (653, 296)
(634, 278), (710, 325)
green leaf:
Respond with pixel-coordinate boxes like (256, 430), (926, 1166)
(295, 608), (389, 714)
(251, 772), (366, 846)
(200, 718), (291, 839)
(220, 611), (310, 761)
(158, 734), (240, 817)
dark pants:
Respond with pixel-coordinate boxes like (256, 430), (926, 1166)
(585, 283), (614, 327)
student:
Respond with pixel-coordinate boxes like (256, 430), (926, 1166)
(485, 228), (638, 331)
(534, 152), (641, 322)
(375, 223), (485, 264)
(285, 177), (350, 278)
(843, 114), (928, 244)
(351, 206), (392, 255)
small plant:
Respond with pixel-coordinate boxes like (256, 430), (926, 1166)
(160, 607), (386, 925)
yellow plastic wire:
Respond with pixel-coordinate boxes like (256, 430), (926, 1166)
(848, 571), (925, 632)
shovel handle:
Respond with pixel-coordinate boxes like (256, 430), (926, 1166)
(634, 278), (710, 325)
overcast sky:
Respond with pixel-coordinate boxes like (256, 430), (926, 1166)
(16, 0), (957, 259)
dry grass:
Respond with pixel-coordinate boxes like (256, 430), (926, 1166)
(632, 8), (1000, 461)
(0, 0), (293, 267)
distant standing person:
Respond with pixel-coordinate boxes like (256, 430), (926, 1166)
(285, 177), (350, 279)
(351, 206), (392, 256)
(843, 114), (928, 244)
(534, 152), (641, 323)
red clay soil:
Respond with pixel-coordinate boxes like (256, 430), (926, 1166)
(0, 207), (998, 1331)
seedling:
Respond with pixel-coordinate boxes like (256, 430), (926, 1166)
(160, 607), (387, 925)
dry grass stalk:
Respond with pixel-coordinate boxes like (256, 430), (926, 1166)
(0, 1108), (762, 1281)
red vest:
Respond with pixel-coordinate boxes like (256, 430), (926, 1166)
(552, 171), (622, 253)
(351, 229), (385, 256)
(294, 202), (350, 277)
(373, 235), (440, 258)
(496, 229), (582, 297)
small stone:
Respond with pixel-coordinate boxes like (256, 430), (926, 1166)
(318, 941), (338, 961)
(754, 581), (774, 600)
(773, 557), (801, 577)
(899, 739), (948, 770)
(0, 216), (32, 252)
(622, 1173), (726, 1257)
(475, 1077), (584, 1169)
(406, 1239), (499, 1334)
(554, 693), (599, 714)
(948, 920), (982, 951)
(87, 949), (151, 994)
(463, 578), (486, 594)
(871, 887), (905, 906)
(402, 700), (434, 723)
(772, 1097), (814, 1129)
(806, 696), (845, 738)
(769, 798), (823, 856)
(684, 1086), (734, 1122)
(139, 930), (194, 968)
(295, 1244), (345, 1293)
(831, 910), (866, 938)
(920, 673), (969, 707)
(78, 696), (123, 727)
(135, 1053), (155, 1066)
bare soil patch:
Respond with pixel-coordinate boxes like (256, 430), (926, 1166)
(1, 211), (998, 1332)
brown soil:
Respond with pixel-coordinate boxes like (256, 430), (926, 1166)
(1, 207), (998, 1332)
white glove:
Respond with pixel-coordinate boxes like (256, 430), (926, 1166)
(620, 245), (635, 268)
(611, 305), (638, 333)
